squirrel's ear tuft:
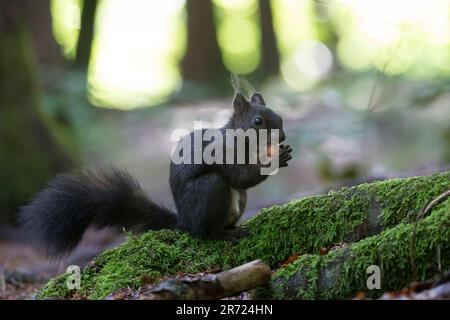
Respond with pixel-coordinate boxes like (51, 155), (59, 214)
(232, 92), (250, 113)
(250, 93), (266, 106)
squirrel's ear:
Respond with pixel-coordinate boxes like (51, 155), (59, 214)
(232, 92), (250, 113)
(250, 93), (266, 106)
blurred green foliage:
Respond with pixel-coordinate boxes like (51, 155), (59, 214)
(51, 0), (450, 109)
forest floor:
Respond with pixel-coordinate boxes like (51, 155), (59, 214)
(1, 91), (448, 299)
(0, 228), (124, 299)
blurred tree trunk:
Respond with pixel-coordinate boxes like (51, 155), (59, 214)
(75, 0), (98, 68)
(0, 0), (73, 223)
(258, 0), (280, 77)
(181, 0), (226, 82)
(22, 0), (66, 69)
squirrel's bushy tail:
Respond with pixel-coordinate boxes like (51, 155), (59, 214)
(18, 168), (177, 259)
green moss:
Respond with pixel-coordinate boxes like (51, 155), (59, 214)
(270, 197), (450, 299)
(39, 171), (450, 299)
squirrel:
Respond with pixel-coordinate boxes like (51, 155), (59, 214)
(18, 92), (293, 258)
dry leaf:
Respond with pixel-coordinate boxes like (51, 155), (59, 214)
(280, 253), (301, 267)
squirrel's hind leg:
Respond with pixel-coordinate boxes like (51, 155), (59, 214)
(177, 173), (230, 237)
(176, 173), (250, 243)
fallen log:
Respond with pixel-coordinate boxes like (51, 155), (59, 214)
(257, 196), (450, 299)
(37, 170), (450, 299)
(136, 260), (271, 300)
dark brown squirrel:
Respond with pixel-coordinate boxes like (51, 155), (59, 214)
(18, 92), (293, 258)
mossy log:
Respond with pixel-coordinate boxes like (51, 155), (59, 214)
(38, 171), (450, 299)
(258, 196), (450, 299)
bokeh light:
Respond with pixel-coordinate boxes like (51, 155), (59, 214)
(214, 0), (260, 74)
(51, 0), (450, 109)
(331, 0), (450, 76)
(281, 40), (333, 90)
(88, 0), (185, 109)
(51, 0), (82, 59)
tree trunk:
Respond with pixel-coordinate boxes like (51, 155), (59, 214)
(0, 0), (73, 223)
(75, 0), (98, 68)
(20, 0), (66, 68)
(37, 171), (450, 299)
(258, 0), (280, 77)
(181, 0), (226, 83)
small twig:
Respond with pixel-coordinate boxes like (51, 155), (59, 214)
(437, 244), (442, 274)
(417, 189), (450, 221)
(409, 225), (418, 279)
(410, 188), (450, 279)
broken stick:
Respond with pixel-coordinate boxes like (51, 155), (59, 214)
(138, 259), (271, 300)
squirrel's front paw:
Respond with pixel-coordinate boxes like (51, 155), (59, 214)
(230, 227), (250, 239)
(215, 227), (250, 244)
(278, 144), (293, 167)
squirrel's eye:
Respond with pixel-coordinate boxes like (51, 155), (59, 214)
(254, 116), (263, 126)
